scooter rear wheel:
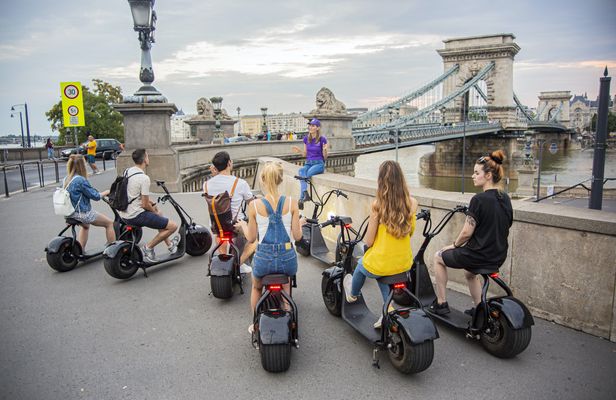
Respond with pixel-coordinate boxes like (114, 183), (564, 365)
(321, 275), (341, 316)
(387, 330), (434, 374)
(47, 240), (81, 272)
(104, 246), (140, 279)
(480, 313), (532, 358)
(211, 275), (233, 299)
(260, 343), (291, 373)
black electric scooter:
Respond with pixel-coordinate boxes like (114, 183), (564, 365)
(252, 274), (299, 373)
(103, 181), (212, 279)
(294, 175), (348, 265)
(321, 215), (438, 374)
(398, 205), (534, 358)
(45, 197), (142, 272)
(207, 231), (246, 299)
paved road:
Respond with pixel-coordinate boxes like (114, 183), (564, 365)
(1, 159), (116, 195)
(1, 172), (615, 400)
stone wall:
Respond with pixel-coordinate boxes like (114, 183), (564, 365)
(254, 157), (616, 342)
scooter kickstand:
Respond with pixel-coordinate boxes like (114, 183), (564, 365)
(141, 267), (148, 278)
(372, 347), (380, 369)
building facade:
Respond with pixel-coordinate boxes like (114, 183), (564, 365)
(569, 93), (616, 133)
(170, 110), (193, 142)
(240, 113), (308, 136)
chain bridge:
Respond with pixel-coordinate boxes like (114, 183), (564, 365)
(350, 34), (570, 150)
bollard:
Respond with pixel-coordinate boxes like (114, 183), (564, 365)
(19, 164), (27, 192)
(3, 167), (9, 197)
(54, 160), (59, 183)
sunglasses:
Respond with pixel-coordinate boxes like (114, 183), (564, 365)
(477, 155), (489, 164)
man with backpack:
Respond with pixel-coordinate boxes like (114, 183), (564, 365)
(204, 151), (255, 273)
(117, 149), (178, 263)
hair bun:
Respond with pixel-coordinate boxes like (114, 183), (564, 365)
(490, 150), (505, 164)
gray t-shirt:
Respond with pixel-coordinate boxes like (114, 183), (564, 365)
(118, 166), (151, 220)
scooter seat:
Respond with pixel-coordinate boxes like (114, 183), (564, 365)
(261, 274), (291, 285)
(377, 271), (410, 285)
(65, 218), (83, 226)
(468, 267), (500, 275)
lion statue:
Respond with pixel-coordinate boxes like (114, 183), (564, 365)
(310, 87), (347, 114)
(196, 97), (215, 119)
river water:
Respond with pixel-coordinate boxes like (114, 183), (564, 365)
(354, 144), (616, 194)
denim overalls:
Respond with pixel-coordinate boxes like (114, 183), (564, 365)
(252, 196), (298, 279)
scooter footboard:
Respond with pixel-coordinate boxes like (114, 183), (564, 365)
(392, 309), (439, 344)
(258, 312), (292, 345)
(482, 296), (534, 329)
(209, 255), (234, 276)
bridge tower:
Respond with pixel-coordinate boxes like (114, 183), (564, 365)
(536, 91), (571, 126)
(437, 34), (522, 129)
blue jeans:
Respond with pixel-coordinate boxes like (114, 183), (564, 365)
(298, 160), (325, 199)
(47, 148), (54, 159)
(351, 257), (391, 302)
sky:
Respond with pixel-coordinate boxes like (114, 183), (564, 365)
(1, 0), (615, 136)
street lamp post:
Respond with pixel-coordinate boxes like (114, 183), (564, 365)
(10, 111), (25, 148)
(260, 107), (268, 139)
(236, 106), (241, 136)
(461, 94), (468, 194)
(11, 104), (31, 147)
(127, 0), (161, 97)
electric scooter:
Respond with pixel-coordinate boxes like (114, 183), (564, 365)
(294, 175), (348, 264)
(252, 274), (299, 373)
(399, 205), (534, 358)
(320, 215), (438, 374)
(207, 231), (246, 299)
(103, 181), (212, 279)
(45, 197), (142, 272)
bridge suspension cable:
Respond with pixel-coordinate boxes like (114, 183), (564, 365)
(513, 92), (533, 121)
(353, 64), (460, 125)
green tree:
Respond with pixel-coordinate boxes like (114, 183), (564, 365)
(46, 79), (124, 145)
(589, 112), (616, 133)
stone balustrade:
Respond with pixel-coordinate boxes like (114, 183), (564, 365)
(253, 157), (616, 342)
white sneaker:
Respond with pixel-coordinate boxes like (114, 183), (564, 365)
(343, 274), (358, 303)
(248, 324), (254, 334)
(141, 244), (156, 263)
(168, 235), (180, 253)
(239, 263), (252, 274)
(374, 305), (396, 329)
(94, 171), (101, 175)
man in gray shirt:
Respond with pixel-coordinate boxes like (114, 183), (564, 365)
(119, 149), (178, 262)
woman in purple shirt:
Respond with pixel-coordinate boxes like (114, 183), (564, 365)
(292, 118), (328, 208)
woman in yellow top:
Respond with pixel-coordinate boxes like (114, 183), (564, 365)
(343, 160), (417, 327)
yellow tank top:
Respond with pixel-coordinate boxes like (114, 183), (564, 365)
(363, 214), (416, 276)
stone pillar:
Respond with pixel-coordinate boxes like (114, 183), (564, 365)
(516, 161), (536, 197)
(304, 114), (356, 152)
(113, 102), (182, 192)
(185, 119), (236, 144)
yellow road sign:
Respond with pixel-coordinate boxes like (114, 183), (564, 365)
(60, 82), (85, 127)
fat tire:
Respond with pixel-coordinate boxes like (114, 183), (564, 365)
(47, 241), (80, 272)
(260, 343), (291, 373)
(387, 331), (434, 374)
(103, 246), (140, 279)
(480, 314), (532, 358)
(211, 275), (233, 299)
(321, 275), (341, 316)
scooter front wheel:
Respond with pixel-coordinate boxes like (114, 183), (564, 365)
(321, 275), (341, 316)
(47, 241), (81, 272)
(480, 313), (532, 358)
(260, 343), (291, 373)
(104, 246), (140, 279)
(387, 330), (434, 374)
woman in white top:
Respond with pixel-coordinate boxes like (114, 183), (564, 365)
(237, 161), (304, 328)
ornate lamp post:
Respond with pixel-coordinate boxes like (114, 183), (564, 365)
(236, 106), (241, 136)
(10, 110), (25, 148)
(260, 107), (268, 137)
(11, 104), (31, 147)
(210, 97), (223, 142)
(127, 0), (162, 98)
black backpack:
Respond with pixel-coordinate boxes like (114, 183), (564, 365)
(109, 169), (143, 211)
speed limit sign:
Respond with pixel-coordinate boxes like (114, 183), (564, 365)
(60, 82), (85, 127)
(63, 84), (79, 99)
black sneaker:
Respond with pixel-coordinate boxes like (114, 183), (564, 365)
(429, 300), (450, 315)
(464, 307), (475, 317)
(298, 199), (304, 210)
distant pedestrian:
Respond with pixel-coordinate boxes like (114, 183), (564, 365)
(292, 118), (328, 209)
(83, 135), (100, 175)
(45, 138), (54, 160)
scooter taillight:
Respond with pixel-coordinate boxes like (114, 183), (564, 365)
(344, 223), (352, 229)
(126, 226), (132, 231)
(393, 282), (406, 289)
(218, 234), (231, 244)
(268, 284), (282, 291)
(490, 272), (500, 278)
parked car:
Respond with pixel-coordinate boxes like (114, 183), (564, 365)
(226, 135), (254, 143)
(60, 138), (122, 160)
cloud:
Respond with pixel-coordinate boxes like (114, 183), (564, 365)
(99, 19), (442, 81)
(515, 60), (616, 71)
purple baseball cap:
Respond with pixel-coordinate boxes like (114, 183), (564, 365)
(307, 118), (321, 127)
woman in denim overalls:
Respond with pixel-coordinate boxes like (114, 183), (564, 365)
(238, 162), (304, 333)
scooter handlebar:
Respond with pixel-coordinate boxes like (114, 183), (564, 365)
(294, 175), (310, 182)
(335, 190), (348, 199)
